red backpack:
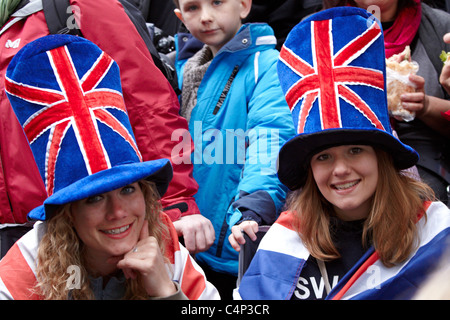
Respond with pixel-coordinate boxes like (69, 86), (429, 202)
(0, 0), (199, 256)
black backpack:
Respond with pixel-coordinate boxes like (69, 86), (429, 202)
(40, 0), (179, 94)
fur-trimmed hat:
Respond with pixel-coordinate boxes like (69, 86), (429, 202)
(5, 34), (172, 220)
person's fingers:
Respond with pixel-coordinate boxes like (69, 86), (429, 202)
(205, 221), (216, 247)
(443, 32), (450, 44)
(228, 227), (243, 252)
(139, 220), (149, 240)
(240, 221), (259, 241)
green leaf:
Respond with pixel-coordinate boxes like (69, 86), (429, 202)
(440, 50), (449, 64)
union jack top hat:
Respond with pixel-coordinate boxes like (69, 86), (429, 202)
(5, 35), (172, 220)
(276, 7), (418, 190)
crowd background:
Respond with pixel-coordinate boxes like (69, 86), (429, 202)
(0, 0), (448, 300)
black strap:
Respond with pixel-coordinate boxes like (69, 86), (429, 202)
(118, 0), (179, 93)
(0, 224), (34, 259)
(162, 202), (188, 213)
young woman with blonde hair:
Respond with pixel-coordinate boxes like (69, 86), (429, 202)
(287, 148), (434, 268)
(34, 180), (170, 300)
(234, 7), (450, 300)
(0, 34), (219, 300)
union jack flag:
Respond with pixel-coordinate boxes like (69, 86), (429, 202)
(5, 45), (142, 196)
(279, 19), (386, 134)
(237, 201), (450, 300)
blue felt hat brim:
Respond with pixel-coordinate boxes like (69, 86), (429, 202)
(277, 129), (419, 190)
(28, 159), (173, 221)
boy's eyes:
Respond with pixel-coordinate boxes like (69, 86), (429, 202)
(183, 0), (222, 11)
(185, 4), (198, 11)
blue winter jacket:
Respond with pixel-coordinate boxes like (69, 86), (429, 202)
(175, 23), (295, 276)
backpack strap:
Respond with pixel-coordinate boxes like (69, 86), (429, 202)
(118, 0), (179, 93)
(3, 0), (179, 93)
(0, 0), (42, 35)
(42, 0), (81, 35)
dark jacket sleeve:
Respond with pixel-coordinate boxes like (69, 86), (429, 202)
(232, 190), (277, 225)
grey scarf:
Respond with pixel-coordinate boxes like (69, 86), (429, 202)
(180, 45), (213, 122)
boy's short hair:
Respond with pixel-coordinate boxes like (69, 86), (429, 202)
(173, 0), (180, 9)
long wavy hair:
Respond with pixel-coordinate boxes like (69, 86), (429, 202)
(34, 180), (169, 300)
(286, 148), (435, 267)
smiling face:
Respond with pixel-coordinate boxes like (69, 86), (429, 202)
(71, 182), (146, 261)
(175, 0), (251, 55)
(310, 145), (379, 221)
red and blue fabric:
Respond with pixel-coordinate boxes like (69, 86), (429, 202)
(279, 18), (386, 134)
(276, 7), (418, 191)
(5, 35), (172, 220)
(0, 212), (219, 300)
(236, 201), (450, 300)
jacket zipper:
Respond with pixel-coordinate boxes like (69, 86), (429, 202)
(215, 197), (235, 257)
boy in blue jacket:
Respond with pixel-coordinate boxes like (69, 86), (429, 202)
(173, 0), (295, 298)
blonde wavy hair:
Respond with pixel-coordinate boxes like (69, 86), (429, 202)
(286, 148), (435, 267)
(34, 180), (169, 300)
